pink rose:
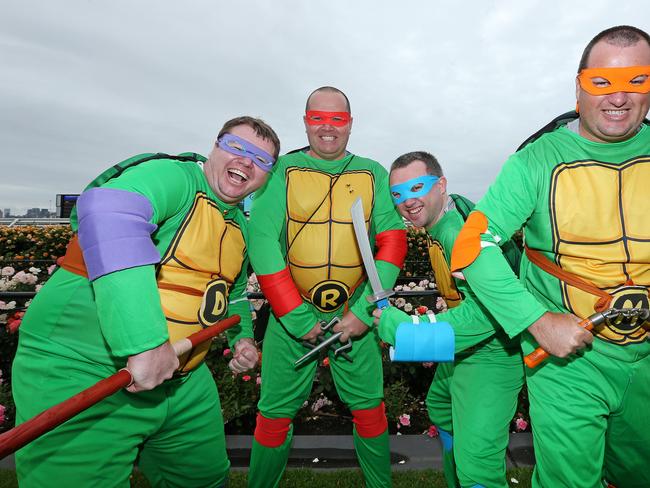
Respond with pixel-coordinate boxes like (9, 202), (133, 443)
(398, 414), (411, 427)
(256, 375), (261, 385)
(427, 425), (439, 438)
(223, 348), (231, 356)
(422, 362), (434, 368)
(47, 264), (57, 275)
(322, 357), (330, 367)
(0, 404), (5, 425)
(242, 375), (251, 382)
(515, 418), (528, 432)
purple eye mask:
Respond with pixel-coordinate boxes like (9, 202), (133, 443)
(217, 133), (275, 172)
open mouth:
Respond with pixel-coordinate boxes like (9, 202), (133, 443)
(320, 135), (336, 142)
(406, 206), (423, 216)
(227, 168), (249, 184)
(602, 109), (628, 119)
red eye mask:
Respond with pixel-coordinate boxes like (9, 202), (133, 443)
(305, 110), (351, 126)
(577, 65), (650, 95)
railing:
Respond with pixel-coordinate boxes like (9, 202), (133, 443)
(1, 289), (438, 301)
(0, 218), (70, 227)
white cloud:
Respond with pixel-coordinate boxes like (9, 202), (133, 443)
(1, 0), (649, 211)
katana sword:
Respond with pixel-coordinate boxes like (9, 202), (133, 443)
(350, 197), (394, 309)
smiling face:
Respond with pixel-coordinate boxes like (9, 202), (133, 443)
(303, 90), (352, 161)
(576, 39), (650, 143)
(204, 124), (275, 204)
(389, 160), (447, 229)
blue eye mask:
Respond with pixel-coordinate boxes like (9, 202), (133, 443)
(390, 175), (439, 204)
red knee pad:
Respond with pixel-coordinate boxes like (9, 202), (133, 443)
(254, 413), (292, 448)
(351, 402), (388, 438)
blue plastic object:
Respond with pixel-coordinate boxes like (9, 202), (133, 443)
(389, 321), (455, 362)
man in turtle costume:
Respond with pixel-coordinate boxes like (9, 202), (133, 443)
(12, 116), (280, 487)
(374, 151), (523, 488)
(247, 86), (407, 488)
(450, 26), (650, 487)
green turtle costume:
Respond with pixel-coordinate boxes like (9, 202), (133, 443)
(12, 154), (252, 487)
(247, 149), (407, 488)
(379, 194), (524, 488)
(450, 116), (650, 488)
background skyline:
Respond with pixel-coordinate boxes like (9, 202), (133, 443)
(3, 1), (649, 214)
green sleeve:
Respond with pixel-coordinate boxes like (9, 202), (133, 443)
(463, 155), (548, 336)
(90, 160), (192, 356)
(248, 165), (318, 338)
(93, 266), (169, 356)
(377, 305), (494, 354)
(431, 214), (502, 350)
(225, 257), (255, 347)
(349, 168), (406, 326)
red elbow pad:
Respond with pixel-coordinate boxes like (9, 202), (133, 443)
(257, 267), (303, 317)
(375, 229), (407, 268)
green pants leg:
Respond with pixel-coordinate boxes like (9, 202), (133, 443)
(13, 337), (229, 488)
(427, 349), (524, 488)
(249, 315), (390, 487)
(426, 362), (459, 488)
(329, 327), (391, 488)
(527, 340), (650, 488)
(603, 353), (650, 488)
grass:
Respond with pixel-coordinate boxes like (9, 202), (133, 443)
(1, 467), (533, 487)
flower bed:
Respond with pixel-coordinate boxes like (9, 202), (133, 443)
(0, 225), (530, 438)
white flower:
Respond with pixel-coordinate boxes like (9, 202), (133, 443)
(408, 282), (417, 288)
(0, 301), (16, 310)
(419, 279), (429, 287)
(29, 267), (41, 274)
(1, 267), (15, 277)
(394, 285), (403, 291)
(395, 298), (406, 308)
(404, 303), (413, 313)
(15, 272), (38, 285)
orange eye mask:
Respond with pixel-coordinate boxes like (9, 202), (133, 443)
(305, 111), (351, 126)
(577, 65), (650, 95)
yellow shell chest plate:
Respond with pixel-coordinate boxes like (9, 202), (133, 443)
(428, 240), (462, 308)
(157, 192), (245, 370)
(285, 167), (374, 312)
(550, 158), (650, 344)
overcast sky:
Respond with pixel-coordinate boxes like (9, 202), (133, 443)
(2, 0), (649, 214)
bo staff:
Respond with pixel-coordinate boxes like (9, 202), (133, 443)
(524, 308), (649, 368)
(0, 314), (240, 459)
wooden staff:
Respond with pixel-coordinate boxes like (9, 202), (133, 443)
(0, 315), (240, 459)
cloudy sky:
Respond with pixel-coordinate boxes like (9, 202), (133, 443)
(2, 0), (649, 214)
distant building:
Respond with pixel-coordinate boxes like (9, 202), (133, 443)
(3, 208), (10, 218)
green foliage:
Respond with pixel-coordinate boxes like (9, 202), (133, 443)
(0, 225), (72, 261)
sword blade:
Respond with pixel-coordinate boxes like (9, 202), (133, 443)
(350, 197), (384, 295)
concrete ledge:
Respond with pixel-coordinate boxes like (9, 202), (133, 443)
(0, 433), (534, 471)
(227, 433), (534, 471)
